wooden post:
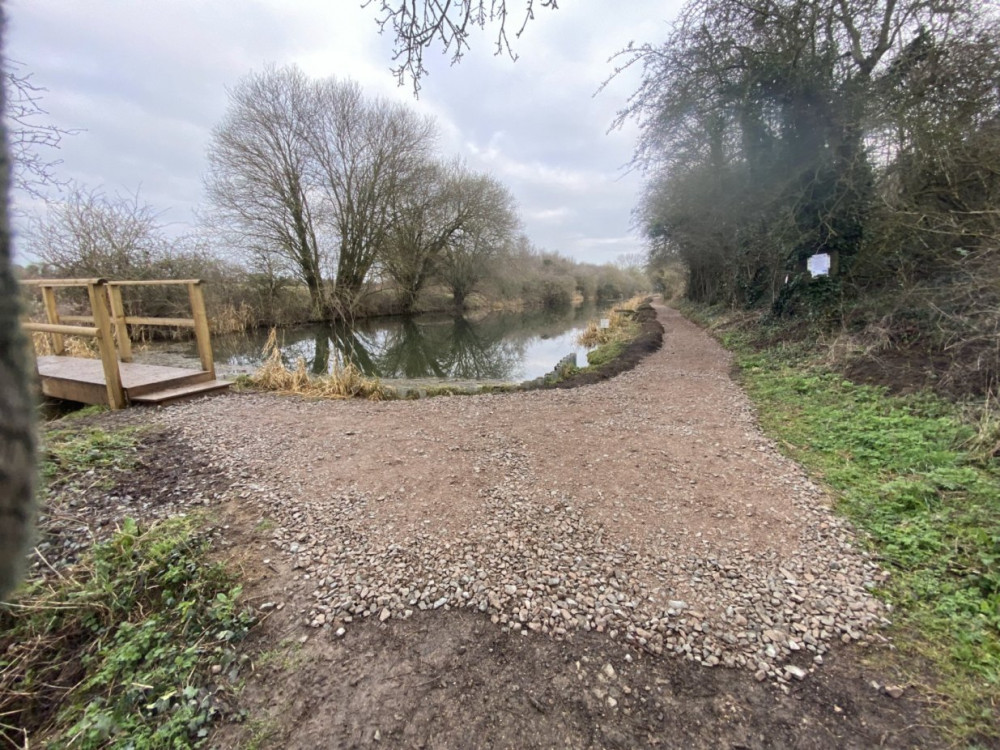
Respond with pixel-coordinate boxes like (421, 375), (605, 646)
(87, 281), (126, 410)
(107, 285), (132, 362)
(41, 285), (65, 355)
(187, 281), (215, 378)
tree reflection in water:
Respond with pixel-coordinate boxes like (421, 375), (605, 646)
(216, 303), (602, 382)
(307, 315), (523, 380)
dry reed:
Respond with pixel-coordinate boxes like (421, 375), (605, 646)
(248, 328), (392, 401)
(211, 302), (255, 334)
(577, 295), (646, 348)
(31, 332), (99, 359)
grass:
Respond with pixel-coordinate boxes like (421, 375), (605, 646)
(0, 517), (255, 749)
(570, 295), (648, 374)
(0, 416), (256, 748)
(585, 339), (627, 368)
(244, 329), (394, 401)
(577, 294), (645, 349)
(689, 305), (1000, 741)
(41, 424), (142, 488)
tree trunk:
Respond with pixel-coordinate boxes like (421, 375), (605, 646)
(0, 103), (37, 600)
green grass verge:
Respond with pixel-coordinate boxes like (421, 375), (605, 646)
(586, 339), (627, 368)
(0, 517), (255, 749)
(41, 425), (142, 487)
(694, 310), (1000, 741)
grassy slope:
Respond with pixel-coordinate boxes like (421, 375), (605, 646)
(0, 420), (254, 749)
(683, 304), (1000, 743)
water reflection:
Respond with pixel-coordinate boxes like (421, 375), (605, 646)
(211, 303), (604, 383)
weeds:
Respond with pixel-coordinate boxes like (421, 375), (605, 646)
(0, 517), (255, 749)
(246, 329), (393, 401)
(41, 425), (141, 489)
(32, 332), (99, 359)
(577, 295), (645, 349)
(572, 295), (650, 372)
(962, 392), (1000, 464)
(212, 302), (256, 335)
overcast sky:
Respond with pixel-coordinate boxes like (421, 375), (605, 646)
(7, 0), (683, 266)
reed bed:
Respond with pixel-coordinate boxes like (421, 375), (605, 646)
(31, 332), (99, 359)
(247, 329), (393, 401)
(211, 302), (256, 335)
(577, 295), (646, 348)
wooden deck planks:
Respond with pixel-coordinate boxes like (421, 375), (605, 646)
(36, 356), (221, 404)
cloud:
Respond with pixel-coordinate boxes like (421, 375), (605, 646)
(526, 207), (574, 223)
(6, 0), (685, 265)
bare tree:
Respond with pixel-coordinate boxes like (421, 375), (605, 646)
(27, 185), (170, 279)
(4, 61), (76, 200)
(207, 68), (438, 319)
(381, 158), (503, 311)
(436, 169), (519, 309)
(365, 0), (559, 90)
(379, 159), (449, 311)
(303, 78), (437, 314)
(205, 66), (328, 317)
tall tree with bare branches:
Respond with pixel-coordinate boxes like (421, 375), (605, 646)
(303, 78), (437, 314)
(205, 66), (327, 317)
(436, 169), (519, 309)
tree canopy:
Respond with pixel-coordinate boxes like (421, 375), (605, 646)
(622, 0), (1000, 313)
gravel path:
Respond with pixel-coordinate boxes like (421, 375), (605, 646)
(158, 303), (889, 686)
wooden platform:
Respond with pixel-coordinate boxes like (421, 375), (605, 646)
(37, 356), (230, 407)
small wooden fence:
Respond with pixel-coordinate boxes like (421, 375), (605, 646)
(21, 278), (220, 409)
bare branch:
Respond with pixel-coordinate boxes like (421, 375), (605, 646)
(3, 61), (79, 200)
(363, 0), (559, 92)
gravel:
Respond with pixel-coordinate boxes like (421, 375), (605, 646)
(46, 304), (891, 686)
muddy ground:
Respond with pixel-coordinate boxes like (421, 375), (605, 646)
(209, 519), (932, 750)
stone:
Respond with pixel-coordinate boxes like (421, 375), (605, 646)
(785, 665), (807, 681)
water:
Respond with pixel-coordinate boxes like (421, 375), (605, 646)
(138, 303), (608, 387)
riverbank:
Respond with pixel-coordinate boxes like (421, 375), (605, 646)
(3, 303), (942, 747)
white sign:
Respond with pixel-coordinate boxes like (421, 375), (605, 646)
(807, 253), (831, 277)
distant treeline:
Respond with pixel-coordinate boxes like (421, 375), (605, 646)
(18, 186), (646, 333)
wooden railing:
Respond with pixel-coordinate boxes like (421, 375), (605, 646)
(21, 278), (215, 410)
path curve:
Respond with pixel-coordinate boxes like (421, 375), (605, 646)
(159, 303), (887, 682)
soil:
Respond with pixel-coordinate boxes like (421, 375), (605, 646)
(841, 345), (993, 399)
(35, 303), (949, 749)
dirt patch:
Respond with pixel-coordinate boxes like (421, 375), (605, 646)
(206, 507), (933, 749)
(33, 425), (232, 573)
(216, 574), (933, 749)
(840, 345), (992, 399)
